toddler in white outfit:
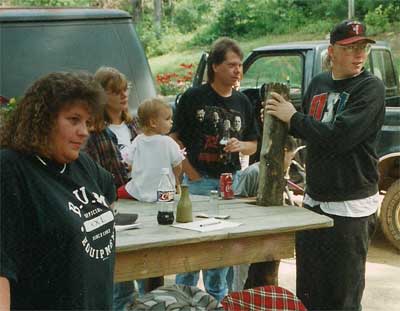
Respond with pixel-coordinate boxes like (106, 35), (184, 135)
(117, 97), (184, 201)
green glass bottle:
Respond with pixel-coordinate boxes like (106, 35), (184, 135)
(176, 185), (193, 223)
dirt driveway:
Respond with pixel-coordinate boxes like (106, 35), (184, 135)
(279, 229), (400, 311)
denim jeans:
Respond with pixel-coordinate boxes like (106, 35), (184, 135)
(226, 264), (250, 293)
(175, 174), (234, 301)
(233, 162), (259, 197)
(113, 281), (135, 311)
(180, 173), (240, 196)
(113, 280), (145, 311)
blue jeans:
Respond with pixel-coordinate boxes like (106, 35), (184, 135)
(226, 264), (250, 292)
(175, 174), (233, 301)
(233, 162), (259, 197)
(113, 280), (145, 311)
(113, 281), (135, 311)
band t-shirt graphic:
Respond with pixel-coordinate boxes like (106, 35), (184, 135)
(173, 83), (259, 178)
(196, 106), (243, 165)
(309, 91), (350, 122)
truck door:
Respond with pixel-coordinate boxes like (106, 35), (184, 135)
(241, 53), (305, 110)
(369, 48), (400, 107)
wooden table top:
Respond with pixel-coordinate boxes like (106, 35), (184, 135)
(115, 196), (333, 253)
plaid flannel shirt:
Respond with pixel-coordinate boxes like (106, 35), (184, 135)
(221, 286), (307, 311)
(84, 118), (140, 188)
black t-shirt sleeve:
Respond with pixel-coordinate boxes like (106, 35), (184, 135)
(240, 93), (260, 142)
(0, 150), (24, 283)
(171, 88), (194, 141)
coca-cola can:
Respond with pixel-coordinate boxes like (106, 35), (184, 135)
(220, 173), (234, 199)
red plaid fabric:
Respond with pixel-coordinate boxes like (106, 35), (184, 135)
(221, 286), (307, 311)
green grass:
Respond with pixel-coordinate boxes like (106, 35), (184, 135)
(149, 31), (400, 78)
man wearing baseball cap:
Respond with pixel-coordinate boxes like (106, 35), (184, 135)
(264, 20), (385, 310)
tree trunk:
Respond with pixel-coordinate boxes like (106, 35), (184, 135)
(246, 82), (289, 288)
(153, 0), (162, 39)
(131, 0), (143, 23)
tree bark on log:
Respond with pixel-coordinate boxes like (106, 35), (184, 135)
(256, 82), (289, 206)
(246, 82), (289, 288)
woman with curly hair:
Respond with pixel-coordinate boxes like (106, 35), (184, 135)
(0, 72), (116, 310)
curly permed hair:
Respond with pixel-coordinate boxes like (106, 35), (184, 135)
(0, 72), (105, 157)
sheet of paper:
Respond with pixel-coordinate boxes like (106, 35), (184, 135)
(116, 223), (142, 232)
(172, 218), (241, 232)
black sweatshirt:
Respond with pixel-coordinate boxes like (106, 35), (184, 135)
(290, 70), (385, 201)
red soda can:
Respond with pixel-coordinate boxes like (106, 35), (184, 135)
(220, 173), (234, 199)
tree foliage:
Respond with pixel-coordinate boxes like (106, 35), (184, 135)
(3, 0), (399, 56)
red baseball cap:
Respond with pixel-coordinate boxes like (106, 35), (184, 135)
(330, 20), (375, 45)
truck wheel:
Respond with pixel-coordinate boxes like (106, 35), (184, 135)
(380, 179), (400, 250)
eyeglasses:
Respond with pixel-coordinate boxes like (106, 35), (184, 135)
(335, 43), (371, 54)
(107, 83), (132, 96)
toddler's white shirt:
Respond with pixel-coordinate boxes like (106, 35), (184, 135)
(125, 134), (184, 202)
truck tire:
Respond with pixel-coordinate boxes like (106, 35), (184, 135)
(380, 179), (400, 250)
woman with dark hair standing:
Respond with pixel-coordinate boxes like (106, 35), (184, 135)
(0, 72), (116, 310)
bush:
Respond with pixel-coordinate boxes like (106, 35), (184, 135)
(191, 24), (221, 47)
(365, 5), (391, 34)
(173, 1), (212, 33)
(298, 19), (334, 35)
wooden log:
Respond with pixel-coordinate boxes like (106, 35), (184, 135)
(247, 82), (290, 288)
(256, 82), (290, 206)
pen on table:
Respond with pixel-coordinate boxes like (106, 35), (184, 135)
(200, 221), (221, 227)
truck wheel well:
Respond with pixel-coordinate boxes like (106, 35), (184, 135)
(379, 156), (400, 192)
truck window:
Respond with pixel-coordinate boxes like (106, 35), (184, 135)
(1, 19), (156, 111)
(371, 49), (397, 88)
(242, 54), (303, 106)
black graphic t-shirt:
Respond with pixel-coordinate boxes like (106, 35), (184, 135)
(172, 83), (259, 178)
(0, 149), (116, 310)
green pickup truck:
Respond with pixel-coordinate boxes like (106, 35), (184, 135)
(193, 41), (400, 250)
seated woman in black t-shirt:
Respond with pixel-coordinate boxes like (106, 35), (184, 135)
(0, 72), (117, 310)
